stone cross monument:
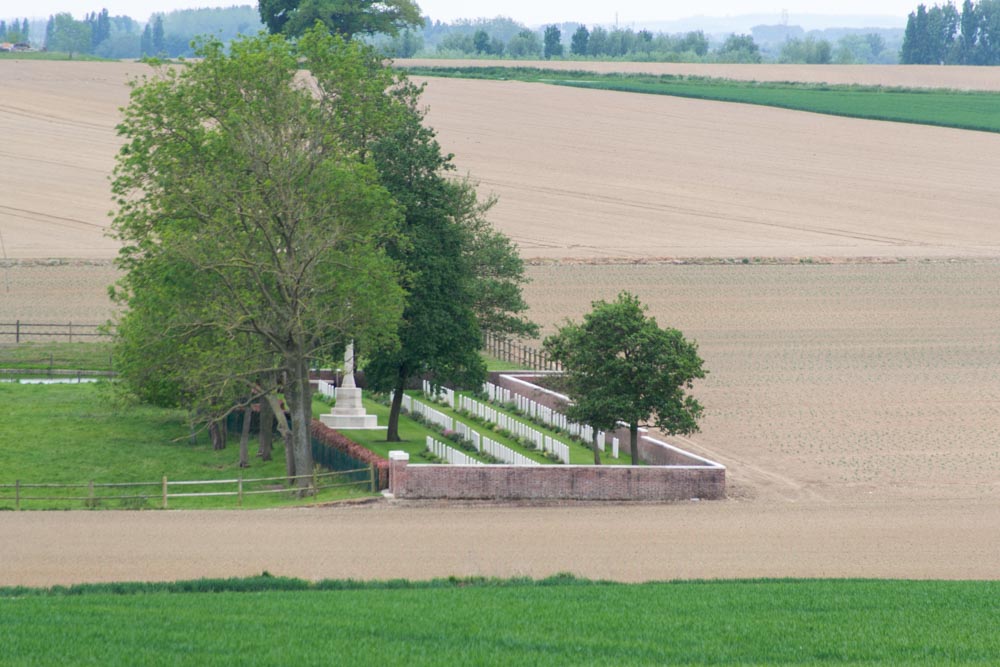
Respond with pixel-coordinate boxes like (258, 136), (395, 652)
(320, 341), (381, 430)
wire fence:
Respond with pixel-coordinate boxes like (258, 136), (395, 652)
(0, 466), (375, 510)
(483, 331), (562, 372)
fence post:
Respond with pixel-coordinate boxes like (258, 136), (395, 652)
(15, 479), (20, 511)
(15, 320), (19, 344)
(161, 475), (168, 509)
(369, 464), (376, 493)
(238, 473), (243, 508)
(88, 480), (94, 508)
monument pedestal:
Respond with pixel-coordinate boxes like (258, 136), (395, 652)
(320, 386), (382, 430)
(320, 341), (383, 430)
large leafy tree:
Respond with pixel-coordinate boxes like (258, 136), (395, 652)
(49, 13), (92, 58)
(544, 292), (706, 466)
(292, 30), (537, 441)
(259, 0), (422, 39)
(111, 31), (405, 488)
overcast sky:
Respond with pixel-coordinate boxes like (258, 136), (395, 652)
(9, 1), (917, 25)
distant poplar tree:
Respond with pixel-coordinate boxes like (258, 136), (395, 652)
(570, 25), (589, 56)
(543, 24), (563, 58)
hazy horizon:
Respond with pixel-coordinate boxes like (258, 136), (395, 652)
(5, 1), (914, 28)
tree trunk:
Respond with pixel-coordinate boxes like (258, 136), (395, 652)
(630, 423), (640, 466)
(257, 395), (273, 461)
(263, 393), (294, 482)
(209, 419), (226, 450)
(238, 404), (252, 468)
(386, 371), (407, 442)
(592, 428), (602, 465)
(286, 354), (315, 491)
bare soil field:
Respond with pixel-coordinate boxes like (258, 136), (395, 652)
(2, 499), (997, 586)
(0, 61), (143, 260)
(1, 61), (998, 584)
(402, 58), (1000, 91)
(416, 77), (1000, 261)
(4, 61), (1000, 261)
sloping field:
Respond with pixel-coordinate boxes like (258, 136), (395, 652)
(0, 61), (143, 260)
(402, 58), (1000, 91)
(416, 76), (1000, 260)
(4, 61), (1000, 260)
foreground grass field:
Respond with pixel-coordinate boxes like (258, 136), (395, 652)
(0, 383), (371, 509)
(401, 66), (1000, 133)
(2, 576), (996, 665)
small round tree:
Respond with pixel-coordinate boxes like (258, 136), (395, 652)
(543, 292), (706, 465)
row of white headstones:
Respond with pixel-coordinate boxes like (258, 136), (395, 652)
(425, 381), (622, 463)
(398, 392), (541, 465)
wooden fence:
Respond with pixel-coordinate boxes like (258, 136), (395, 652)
(0, 321), (112, 343)
(0, 466), (375, 510)
(483, 331), (562, 372)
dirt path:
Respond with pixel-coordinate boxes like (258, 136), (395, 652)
(2, 498), (997, 587)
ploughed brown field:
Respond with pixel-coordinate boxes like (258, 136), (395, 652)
(1, 60), (998, 585)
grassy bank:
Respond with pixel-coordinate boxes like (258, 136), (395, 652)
(399, 66), (1000, 133)
(2, 575), (997, 665)
(0, 383), (371, 509)
(0, 341), (114, 374)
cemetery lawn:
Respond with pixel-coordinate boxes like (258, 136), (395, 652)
(0, 383), (373, 510)
(2, 576), (997, 665)
(317, 396), (491, 464)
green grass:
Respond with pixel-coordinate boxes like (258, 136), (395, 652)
(0, 384), (371, 509)
(399, 66), (1000, 134)
(0, 342), (114, 373)
(482, 353), (529, 371)
(313, 394), (468, 463)
(1, 576), (997, 665)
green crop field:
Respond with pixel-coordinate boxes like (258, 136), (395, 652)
(399, 66), (1000, 134)
(2, 575), (996, 665)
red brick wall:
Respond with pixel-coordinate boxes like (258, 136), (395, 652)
(388, 454), (725, 501)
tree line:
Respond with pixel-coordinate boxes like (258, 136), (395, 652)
(22, 6), (261, 59)
(0, 18), (31, 44)
(900, 0), (1000, 64)
(375, 17), (900, 65)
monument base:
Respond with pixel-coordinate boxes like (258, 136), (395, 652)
(320, 413), (382, 430)
(320, 384), (383, 430)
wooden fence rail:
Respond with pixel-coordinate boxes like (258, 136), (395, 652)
(482, 331), (562, 372)
(0, 321), (113, 343)
(0, 466), (375, 510)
